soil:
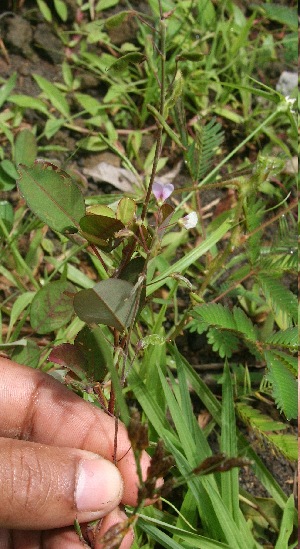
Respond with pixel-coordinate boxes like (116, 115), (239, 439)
(0, 0), (297, 511)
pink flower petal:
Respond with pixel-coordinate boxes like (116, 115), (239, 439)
(152, 181), (174, 203)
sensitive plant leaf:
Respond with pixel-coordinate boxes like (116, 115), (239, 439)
(267, 434), (297, 462)
(30, 280), (75, 334)
(14, 130), (37, 166)
(236, 402), (297, 461)
(232, 307), (257, 341)
(264, 351), (297, 420)
(196, 304), (236, 331)
(207, 328), (239, 358)
(186, 118), (224, 181)
(265, 327), (298, 350)
(17, 162), (86, 234)
(33, 74), (70, 118)
(73, 279), (137, 331)
(270, 351), (297, 375)
(258, 273), (297, 326)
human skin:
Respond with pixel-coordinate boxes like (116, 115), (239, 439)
(0, 357), (152, 548)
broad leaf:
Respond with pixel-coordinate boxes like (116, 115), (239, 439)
(73, 278), (137, 331)
(17, 162), (86, 233)
(30, 280), (75, 334)
(116, 197), (136, 225)
(80, 213), (124, 248)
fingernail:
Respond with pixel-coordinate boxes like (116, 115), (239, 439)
(75, 459), (123, 512)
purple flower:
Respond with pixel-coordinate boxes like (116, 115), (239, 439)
(152, 181), (174, 204)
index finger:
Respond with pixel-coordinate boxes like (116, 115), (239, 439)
(0, 357), (149, 506)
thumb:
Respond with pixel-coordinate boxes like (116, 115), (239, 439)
(0, 437), (123, 530)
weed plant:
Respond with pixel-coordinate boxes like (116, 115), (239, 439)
(0, 0), (298, 547)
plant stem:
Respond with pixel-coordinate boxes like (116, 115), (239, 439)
(141, 8), (167, 220)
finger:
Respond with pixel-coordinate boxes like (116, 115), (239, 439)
(0, 529), (12, 549)
(0, 358), (151, 506)
(42, 527), (89, 549)
(11, 531), (41, 549)
(94, 508), (134, 549)
(0, 438), (123, 530)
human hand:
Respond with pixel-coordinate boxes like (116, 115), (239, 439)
(0, 357), (151, 548)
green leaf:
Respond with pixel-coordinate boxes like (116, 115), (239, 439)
(9, 94), (50, 115)
(258, 273), (297, 326)
(207, 328), (239, 358)
(11, 340), (41, 368)
(108, 52), (145, 73)
(220, 363), (239, 522)
(33, 74), (70, 118)
(264, 350), (297, 420)
(79, 214), (124, 247)
(49, 326), (113, 382)
(75, 93), (102, 115)
(44, 118), (64, 139)
(17, 162), (86, 234)
(96, 0), (120, 9)
(54, 0), (68, 21)
(232, 307), (257, 341)
(0, 162), (17, 188)
(30, 280), (75, 334)
(186, 117), (224, 181)
(14, 130), (37, 166)
(262, 3), (298, 31)
(116, 197), (136, 225)
(274, 496), (296, 548)
(6, 291), (35, 340)
(236, 402), (297, 461)
(1, 159), (18, 180)
(73, 279), (137, 331)
(75, 325), (112, 380)
(36, 0), (52, 22)
(0, 200), (14, 235)
(266, 327), (298, 350)
(0, 72), (17, 108)
(104, 10), (132, 30)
